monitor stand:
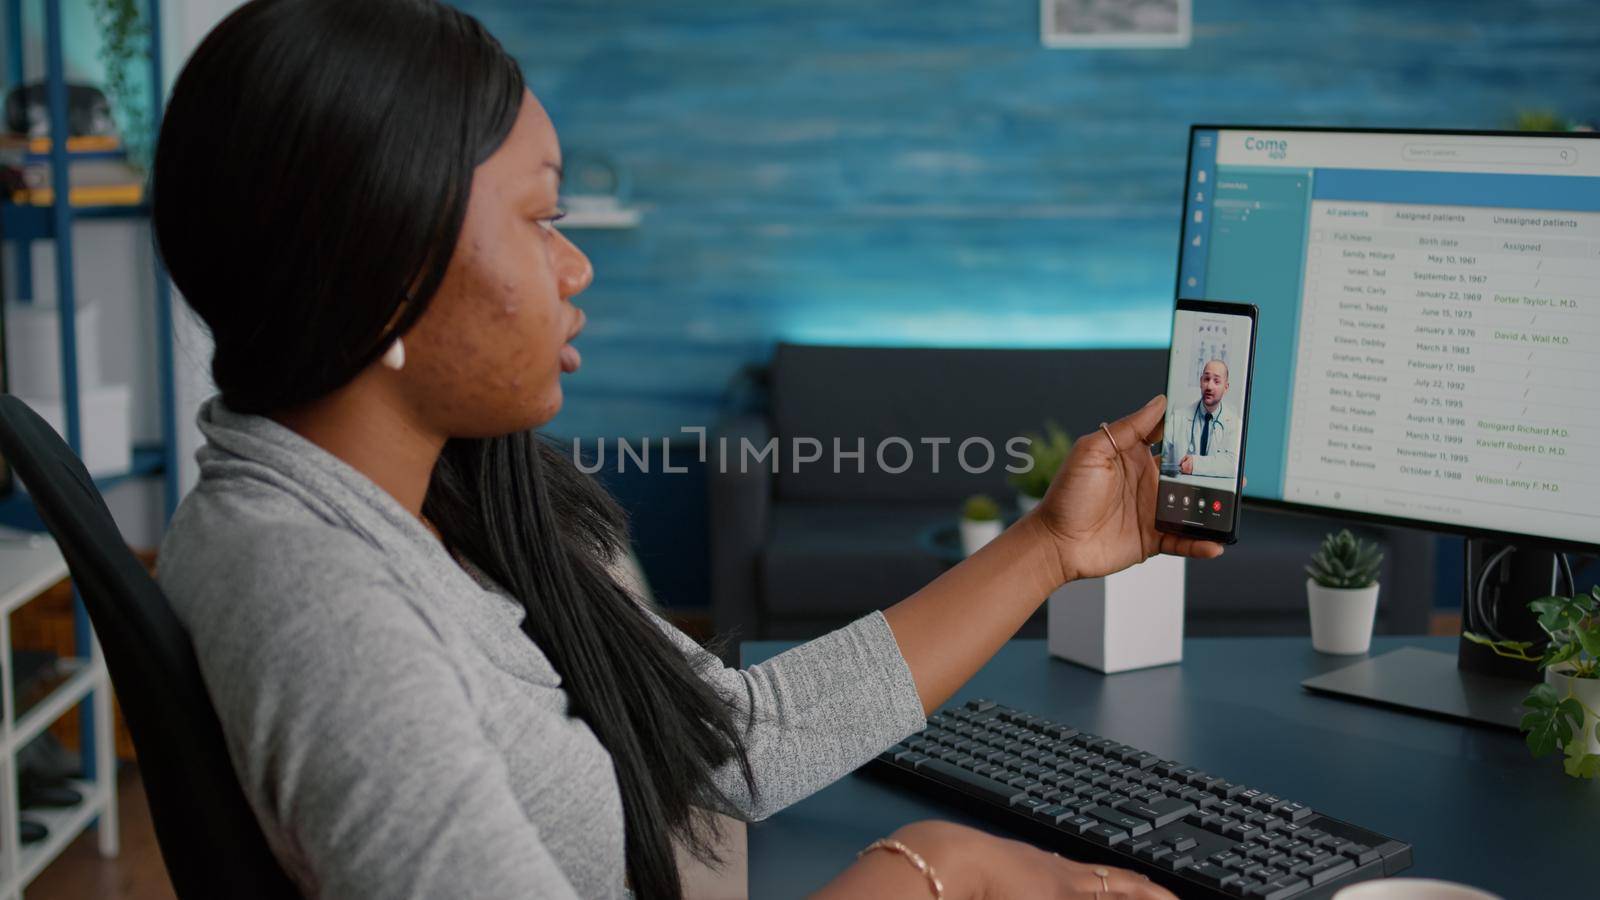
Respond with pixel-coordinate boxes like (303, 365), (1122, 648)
(1301, 540), (1557, 730)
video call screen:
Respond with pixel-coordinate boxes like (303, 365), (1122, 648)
(1157, 307), (1253, 531)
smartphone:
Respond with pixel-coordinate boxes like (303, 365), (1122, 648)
(1155, 299), (1258, 545)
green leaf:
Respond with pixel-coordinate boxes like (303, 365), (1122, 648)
(1578, 625), (1600, 660)
(1544, 641), (1581, 668)
(1562, 738), (1600, 779)
(1524, 682), (1559, 710)
(1531, 596), (1581, 633)
(1522, 708), (1569, 757)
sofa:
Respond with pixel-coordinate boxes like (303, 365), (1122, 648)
(709, 343), (1434, 649)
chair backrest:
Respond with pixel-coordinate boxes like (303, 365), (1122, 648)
(0, 395), (298, 898)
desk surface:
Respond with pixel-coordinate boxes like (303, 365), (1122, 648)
(742, 636), (1596, 898)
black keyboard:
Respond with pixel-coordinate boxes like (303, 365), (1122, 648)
(868, 699), (1411, 899)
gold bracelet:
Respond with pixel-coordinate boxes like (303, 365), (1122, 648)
(858, 837), (945, 899)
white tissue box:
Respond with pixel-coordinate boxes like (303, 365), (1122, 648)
(5, 301), (102, 397)
(15, 384), (132, 477)
(1048, 555), (1186, 674)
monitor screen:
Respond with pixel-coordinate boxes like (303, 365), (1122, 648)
(1178, 127), (1600, 551)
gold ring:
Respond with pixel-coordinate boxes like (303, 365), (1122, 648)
(1094, 867), (1111, 891)
(1099, 422), (1120, 453)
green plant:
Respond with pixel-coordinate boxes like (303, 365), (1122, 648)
(1465, 587), (1600, 779)
(90, 0), (152, 170)
(961, 494), (1000, 522)
(1305, 529), (1382, 590)
(1513, 109), (1571, 132)
(1007, 422), (1073, 500)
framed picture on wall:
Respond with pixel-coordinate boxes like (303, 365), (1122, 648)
(1041, 0), (1192, 49)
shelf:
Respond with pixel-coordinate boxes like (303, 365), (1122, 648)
(0, 539), (66, 617)
(9, 657), (99, 753)
(0, 444), (166, 532)
(0, 200), (150, 242)
(9, 779), (107, 893)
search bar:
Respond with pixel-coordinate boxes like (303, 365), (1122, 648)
(1402, 142), (1577, 167)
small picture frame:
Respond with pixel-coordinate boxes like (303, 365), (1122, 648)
(1041, 0), (1193, 49)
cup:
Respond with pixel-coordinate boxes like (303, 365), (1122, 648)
(1333, 879), (1502, 900)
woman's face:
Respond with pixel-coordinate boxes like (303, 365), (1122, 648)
(399, 90), (592, 439)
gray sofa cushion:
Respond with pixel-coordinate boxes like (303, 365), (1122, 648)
(760, 500), (952, 618)
(770, 344), (1166, 503)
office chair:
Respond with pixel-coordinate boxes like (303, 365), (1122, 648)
(0, 395), (299, 898)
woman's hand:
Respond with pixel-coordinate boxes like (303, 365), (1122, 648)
(815, 820), (1177, 899)
(1031, 394), (1223, 584)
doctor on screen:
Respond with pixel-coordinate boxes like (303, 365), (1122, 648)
(1175, 359), (1239, 477)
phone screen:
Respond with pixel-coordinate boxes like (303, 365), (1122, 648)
(1156, 300), (1258, 543)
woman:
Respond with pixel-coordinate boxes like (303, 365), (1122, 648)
(151, 1), (1221, 897)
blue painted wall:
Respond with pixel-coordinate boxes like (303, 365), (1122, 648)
(460, 0), (1600, 442)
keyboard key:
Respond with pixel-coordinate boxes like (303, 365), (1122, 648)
(1085, 824), (1129, 846)
(1190, 863), (1241, 889)
(1032, 804), (1072, 825)
(1152, 760), (1185, 777)
(1340, 843), (1381, 865)
(1272, 800), (1314, 822)
(1086, 806), (1153, 837)
(1120, 797), (1196, 828)
(1304, 857), (1357, 886)
(1165, 835), (1198, 853)
(1011, 796), (1047, 813)
(964, 699), (997, 712)
(1136, 844), (1172, 863)
(1060, 814), (1097, 834)
(1156, 853), (1195, 872)
(1247, 877), (1309, 900)
(1253, 793), (1283, 811)
(1212, 780), (1247, 798)
(912, 758), (1024, 805)
(1126, 751), (1159, 769)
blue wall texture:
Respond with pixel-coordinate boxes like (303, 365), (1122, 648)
(460, 0), (1600, 442)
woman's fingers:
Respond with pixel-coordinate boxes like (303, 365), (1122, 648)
(1099, 394), (1166, 458)
(1156, 531), (1226, 559)
(1049, 856), (1176, 899)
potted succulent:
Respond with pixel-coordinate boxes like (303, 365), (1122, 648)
(1304, 529), (1383, 654)
(1009, 422), (1072, 515)
(1465, 587), (1600, 779)
(959, 494), (1003, 557)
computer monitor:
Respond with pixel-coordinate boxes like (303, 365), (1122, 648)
(1176, 126), (1599, 554)
(1175, 126), (1599, 726)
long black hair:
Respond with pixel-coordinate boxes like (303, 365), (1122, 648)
(151, 2), (754, 896)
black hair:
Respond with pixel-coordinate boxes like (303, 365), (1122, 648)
(151, 2), (753, 896)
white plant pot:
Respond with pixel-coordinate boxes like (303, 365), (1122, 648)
(1048, 555), (1186, 673)
(959, 518), (1003, 556)
(1546, 665), (1600, 755)
(1016, 493), (1042, 516)
(1306, 578), (1379, 655)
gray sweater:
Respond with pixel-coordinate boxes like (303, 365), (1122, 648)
(157, 400), (927, 898)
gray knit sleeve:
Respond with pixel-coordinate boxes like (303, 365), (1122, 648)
(651, 610), (927, 821)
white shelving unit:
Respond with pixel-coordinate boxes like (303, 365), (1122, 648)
(0, 537), (116, 899)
